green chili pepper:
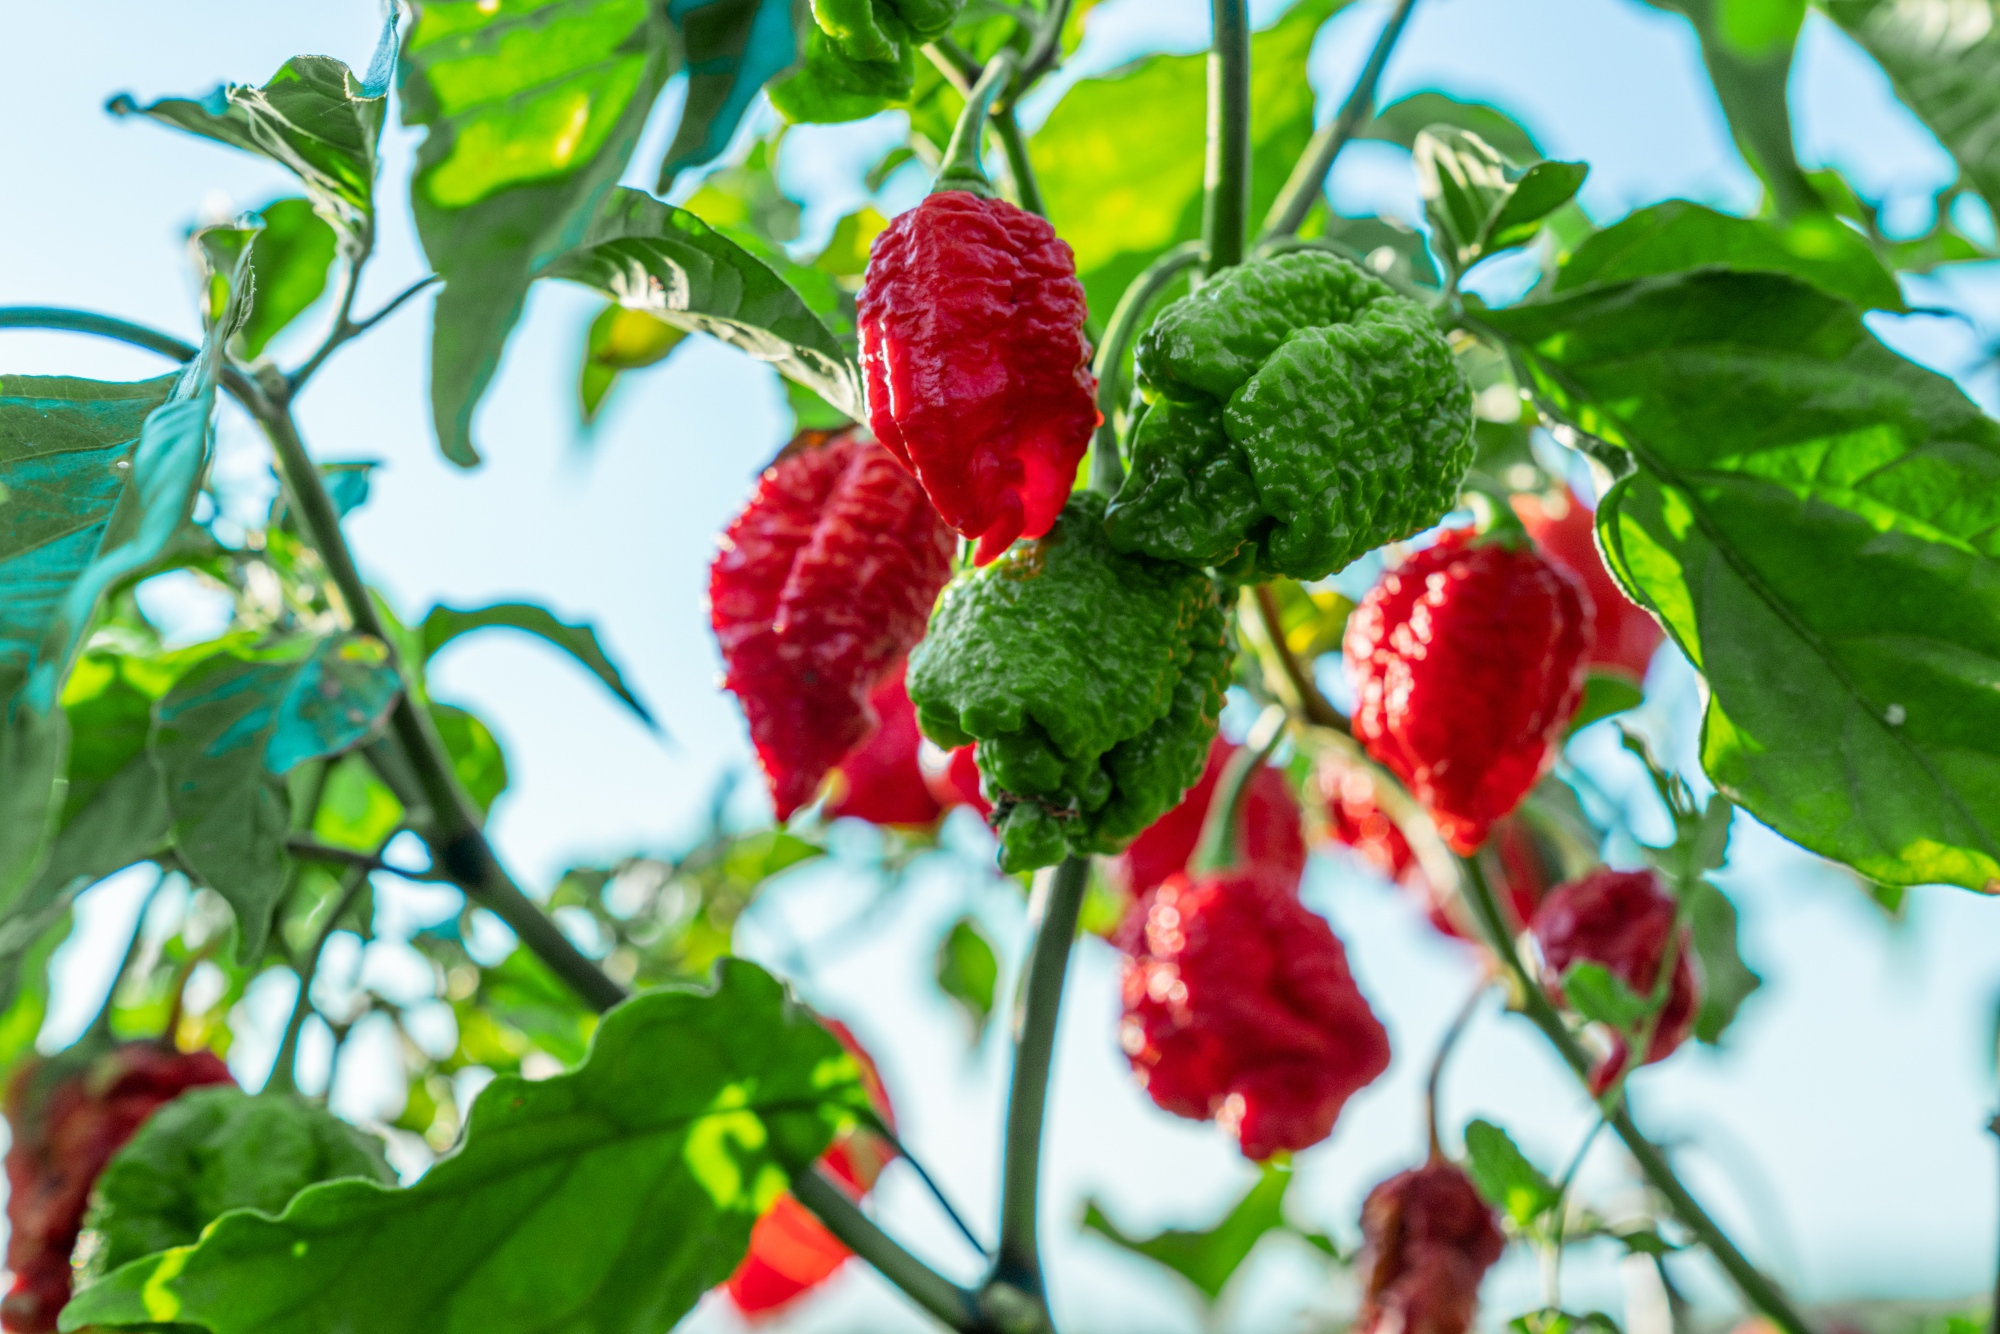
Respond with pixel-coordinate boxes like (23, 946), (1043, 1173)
(768, 0), (967, 125)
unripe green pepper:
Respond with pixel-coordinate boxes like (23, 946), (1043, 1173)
(908, 492), (1231, 873)
(769, 0), (967, 125)
(1105, 250), (1474, 581)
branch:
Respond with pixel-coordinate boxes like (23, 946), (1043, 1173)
(0, 306), (265, 413)
(288, 274), (439, 390)
(1087, 241), (1204, 495)
(267, 864), (371, 1096)
(1259, 0), (1420, 241)
(1252, 583), (1349, 733)
(792, 1169), (984, 1332)
(1424, 981), (1488, 1161)
(1203, 0), (1253, 274)
(992, 108), (1046, 217)
(1008, 0), (1075, 99)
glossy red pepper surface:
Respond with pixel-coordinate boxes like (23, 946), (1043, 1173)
(1513, 485), (1662, 680)
(826, 666), (945, 827)
(1114, 736), (1307, 898)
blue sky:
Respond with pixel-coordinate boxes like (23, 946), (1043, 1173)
(5, 0), (2000, 1329)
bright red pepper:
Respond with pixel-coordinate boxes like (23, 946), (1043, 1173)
(825, 666), (945, 828)
(3, 1042), (234, 1332)
(1512, 485), (1662, 681)
(1356, 1160), (1506, 1334)
(1117, 870), (1389, 1160)
(920, 741), (990, 817)
(710, 429), (956, 820)
(1113, 736), (1307, 898)
(858, 191), (1099, 563)
(1344, 528), (1592, 854)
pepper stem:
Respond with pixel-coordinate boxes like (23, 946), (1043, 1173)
(1190, 704), (1287, 875)
(934, 50), (1020, 198)
(1202, 0), (1252, 275)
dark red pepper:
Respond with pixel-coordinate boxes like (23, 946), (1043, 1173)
(1356, 1160), (1506, 1334)
(1513, 485), (1662, 681)
(1116, 869), (1389, 1160)
(858, 191), (1099, 563)
(1344, 528), (1592, 853)
(710, 429), (956, 820)
(1113, 736), (1307, 898)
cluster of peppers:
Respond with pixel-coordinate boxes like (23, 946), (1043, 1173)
(703, 22), (1694, 1321)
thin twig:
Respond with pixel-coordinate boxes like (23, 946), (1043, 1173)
(289, 274), (439, 389)
(286, 836), (447, 882)
(877, 1127), (991, 1259)
(1424, 982), (1488, 1161)
(267, 866), (371, 1096)
(1087, 240), (1204, 496)
(1252, 583), (1349, 733)
(792, 1169), (984, 1331)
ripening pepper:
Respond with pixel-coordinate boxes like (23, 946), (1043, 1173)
(1512, 485), (1663, 681)
(1113, 736), (1308, 898)
(3, 1042), (234, 1333)
(709, 429), (956, 820)
(858, 191), (1099, 563)
(1356, 1160), (1506, 1334)
(767, 0), (967, 124)
(907, 491), (1232, 872)
(1105, 250), (1474, 581)
(1117, 869), (1390, 1160)
(724, 1020), (896, 1316)
(825, 666), (945, 828)
(1344, 528), (1592, 853)
(1531, 867), (1698, 1095)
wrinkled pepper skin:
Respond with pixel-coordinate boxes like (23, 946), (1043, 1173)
(710, 429), (956, 821)
(1344, 528), (1592, 853)
(3, 1043), (235, 1333)
(907, 492), (1231, 872)
(768, 0), (966, 124)
(1106, 250), (1473, 581)
(1113, 736), (1307, 898)
(1531, 867), (1698, 1095)
(1117, 869), (1390, 1160)
(1356, 1160), (1506, 1334)
(1512, 485), (1663, 681)
(825, 666), (945, 828)
(859, 192), (1099, 564)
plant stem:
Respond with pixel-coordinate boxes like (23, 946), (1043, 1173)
(936, 50), (1020, 197)
(993, 854), (1090, 1301)
(1424, 982), (1487, 1161)
(288, 274), (439, 390)
(0, 306), (260, 408)
(1459, 855), (1814, 1334)
(992, 108), (1047, 217)
(1087, 241), (1204, 496)
(1009, 0), (1075, 98)
(1260, 0), (1420, 240)
(267, 865), (370, 1096)
(1251, 584), (1349, 733)
(793, 1168), (983, 1332)
(1989, 1113), (2000, 1334)
(1191, 703), (1286, 874)
(1203, 0), (1252, 275)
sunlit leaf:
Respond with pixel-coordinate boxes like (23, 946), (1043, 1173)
(579, 305), (690, 425)
(1083, 1160), (1299, 1302)
(1462, 1118), (1560, 1229)
(1567, 671), (1644, 735)
(421, 600), (654, 729)
(1415, 128), (1586, 272)
(433, 702), (510, 818)
(1563, 960), (1654, 1032)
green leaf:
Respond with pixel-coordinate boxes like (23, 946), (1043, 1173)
(1613, 1225), (1682, 1256)
(1082, 1160), (1294, 1302)
(578, 304), (690, 425)
(655, 0), (807, 191)
(460, 947), (598, 1069)
(1486, 268), (2000, 890)
(1512, 1309), (1624, 1334)
(420, 601), (654, 730)
(400, 0), (675, 465)
(0, 905), (70, 1072)
(1568, 671), (1645, 736)
(1313, 214), (1441, 288)
(85, 1086), (395, 1278)
(1362, 91), (1545, 161)
(543, 187), (862, 419)
(109, 13), (397, 253)
(1686, 878), (1761, 1043)
(238, 198), (338, 358)
(433, 702), (510, 818)
(66, 960), (870, 1334)
(1462, 1118), (1561, 1228)
(151, 635), (402, 959)
(1032, 0), (1349, 317)
(813, 206), (890, 282)
(934, 915), (998, 1041)
(1562, 960), (1654, 1032)
(1485, 159), (1591, 253)
(1414, 128), (1587, 272)
(312, 753), (404, 852)
(1555, 199), (1903, 311)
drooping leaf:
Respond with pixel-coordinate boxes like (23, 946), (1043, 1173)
(657, 5), (805, 191)
(399, 0), (675, 464)
(1686, 878), (1761, 1043)
(150, 635), (403, 959)
(1362, 91), (1545, 161)
(934, 916), (998, 1042)
(238, 198), (339, 358)
(1822, 0), (2000, 221)
(1555, 199), (1903, 311)
(544, 187), (862, 418)
(1415, 128), (1587, 273)
(66, 961), (871, 1334)
(432, 702), (510, 817)
(1082, 1161), (1296, 1302)
(579, 304), (690, 425)
(1032, 0), (1350, 317)
(1485, 160), (1591, 253)
(1462, 1118), (1561, 1229)
(108, 13), (397, 253)
(420, 601), (655, 730)
(84, 1086), (396, 1279)
(1485, 268), (2000, 890)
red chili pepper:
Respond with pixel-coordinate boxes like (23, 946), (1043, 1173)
(710, 429), (956, 820)
(1356, 1160), (1506, 1334)
(858, 191), (1099, 563)
(3, 1043), (235, 1332)
(1344, 528), (1592, 853)
(1116, 869), (1389, 1160)
(1513, 485), (1662, 681)
(825, 666), (945, 828)
(1113, 736), (1307, 898)
(920, 741), (990, 817)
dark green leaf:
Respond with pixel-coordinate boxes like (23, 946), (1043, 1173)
(1311, 214), (1441, 288)
(1082, 1161), (1293, 1302)
(934, 915), (998, 1041)
(1563, 960), (1653, 1032)
(1822, 0), (2000, 220)
(85, 1086), (395, 1278)
(67, 961), (871, 1334)
(1487, 269), (2000, 890)
(654, 0), (807, 191)
(1485, 160), (1590, 253)
(151, 635), (402, 959)
(544, 187), (861, 418)
(433, 702), (510, 818)
(1415, 128), (1585, 271)
(1362, 91), (1544, 161)
(109, 13), (397, 253)
(420, 601), (654, 729)
(1555, 199), (1904, 311)
(1032, 0), (1349, 317)
(1462, 1118), (1561, 1228)
(1686, 878), (1761, 1043)
(399, 0), (675, 464)
(579, 304), (690, 425)
(238, 198), (338, 358)
(1567, 671), (1645, 736)
(1613, 1225), (1681, 1256)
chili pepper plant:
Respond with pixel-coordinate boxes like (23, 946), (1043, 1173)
(0, 1), (1996, 1332)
